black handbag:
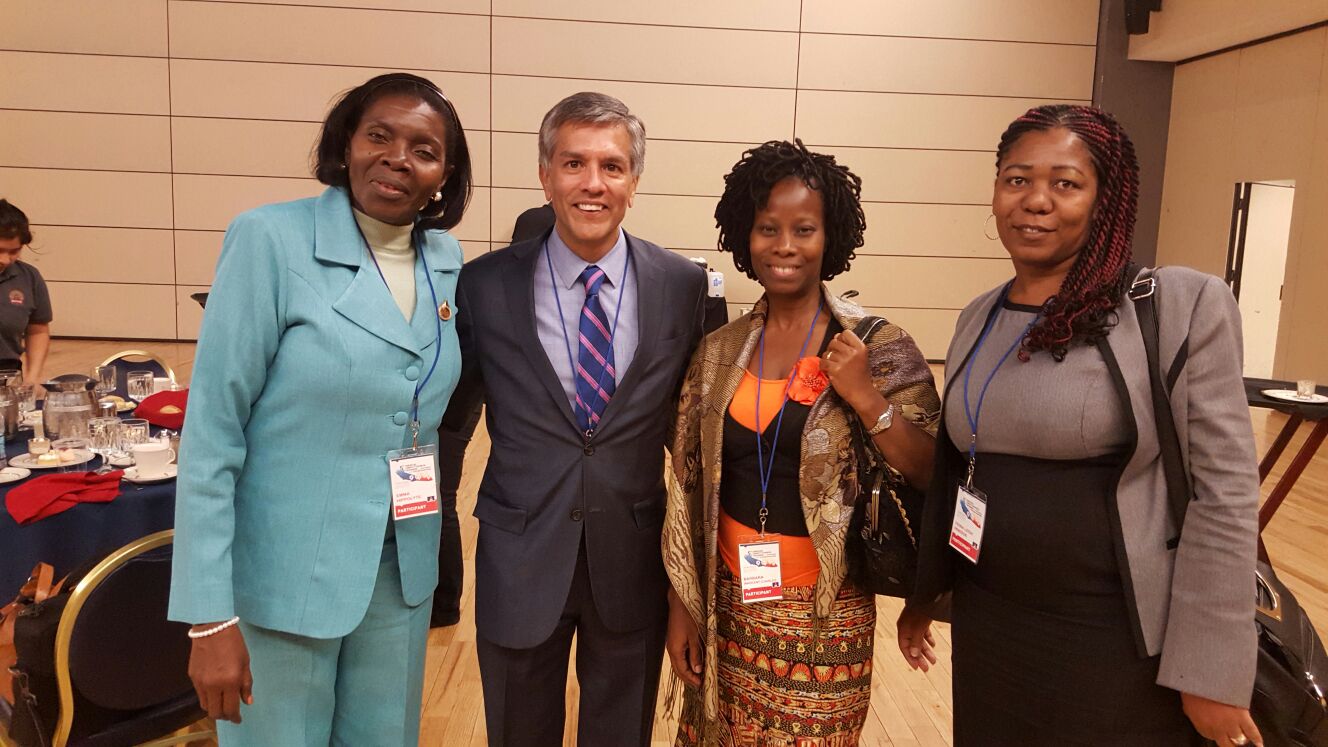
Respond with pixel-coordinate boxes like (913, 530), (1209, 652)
(844, 316), (925, 599)
(1130, 269), (1328, 746)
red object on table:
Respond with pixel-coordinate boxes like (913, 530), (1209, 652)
(4, 471), (124, 526)
(134, 389), (188, 430)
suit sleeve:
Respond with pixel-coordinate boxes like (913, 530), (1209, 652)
(168, 211), (288, 624)
(433, 267), (484, 623)
(665, 264), (707, 454)
(1155, 275), (1259, 706)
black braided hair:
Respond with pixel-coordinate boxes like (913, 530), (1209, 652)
(714, 139), (865, 281)
(995, 105), (1139, 361)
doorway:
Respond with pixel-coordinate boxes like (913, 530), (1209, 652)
(1225, 180), (1294, 378)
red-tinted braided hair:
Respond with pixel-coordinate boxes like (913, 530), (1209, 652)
(995, 105), (1139, 361)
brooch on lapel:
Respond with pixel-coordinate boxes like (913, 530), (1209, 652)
(438, 300), (452, 321)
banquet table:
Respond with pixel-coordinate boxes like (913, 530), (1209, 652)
(1244, 377), (1328, 562)
(0, 428), (176, 597)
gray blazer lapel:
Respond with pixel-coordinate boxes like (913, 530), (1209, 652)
(503, 241), (580, 432)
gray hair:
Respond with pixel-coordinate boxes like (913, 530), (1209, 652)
(537, 92), (647, 177)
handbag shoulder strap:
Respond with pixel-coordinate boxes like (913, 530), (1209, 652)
(1128, 265), (1191, 548)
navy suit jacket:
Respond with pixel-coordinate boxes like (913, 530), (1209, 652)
(439, 230), (705, 649)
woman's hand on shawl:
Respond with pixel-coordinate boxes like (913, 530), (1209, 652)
(666, 587), (703, 687)
(896, 605), (938, 672)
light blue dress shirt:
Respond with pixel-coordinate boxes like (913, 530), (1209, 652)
(532, 227), (638, 413)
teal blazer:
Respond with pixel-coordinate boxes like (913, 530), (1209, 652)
(168, 186), (463, 639)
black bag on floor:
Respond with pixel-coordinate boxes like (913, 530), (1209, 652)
(1131, 269), (1328, 746)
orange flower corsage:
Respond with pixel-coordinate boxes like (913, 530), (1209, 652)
(787, 356), (830, 405)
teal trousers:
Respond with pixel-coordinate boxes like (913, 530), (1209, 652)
(218, 543), (431, 746)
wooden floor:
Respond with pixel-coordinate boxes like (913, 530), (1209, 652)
(42, 341), (1328, 746)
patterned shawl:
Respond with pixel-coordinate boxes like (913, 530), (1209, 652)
(662, 286), (941, 726)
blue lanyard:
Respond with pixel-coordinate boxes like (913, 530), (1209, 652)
(356, 222), (443, 448)
(543, 239), (633, 441)
(961, 284), (1036, 487)
(753, 302), (822, 536)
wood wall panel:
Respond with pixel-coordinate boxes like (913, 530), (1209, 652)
(0, 111), (172, 173)
(168, 2), (489, 72)
(492, 0), (801, 31)
(0, 167), (173, 229)
(0, 0), (167, 57)
(801, 0), (1100, 45)
(799, 34), (1095, 99)
(0, 52), (169, 115)
(169, 60), (491, 129)
(24, 227), (175, 285)
(493, 17), (798, 88)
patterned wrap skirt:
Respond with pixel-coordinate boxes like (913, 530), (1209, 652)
(676, 567), (876, 746)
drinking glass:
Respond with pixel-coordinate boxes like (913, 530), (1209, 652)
(94, 365), (117, 399)
(88, 417), (120, 473)
(52, 437), (89, 472)
(127, 371), (154, 402)
(14, 384), (34, 429)
(1297, 379), (1317, 399)
(119, 418), (150, 460)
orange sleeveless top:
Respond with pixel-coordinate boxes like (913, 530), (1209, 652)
(718, 368), (821, 587)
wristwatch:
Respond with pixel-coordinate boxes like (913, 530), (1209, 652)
(866, 402), (895, 435)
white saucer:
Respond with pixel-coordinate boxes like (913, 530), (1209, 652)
(10, 449), (96, 470)
(123, 464), (177, 483)
(0, 466), (32, 484)
(1262, 388), (1328, 404)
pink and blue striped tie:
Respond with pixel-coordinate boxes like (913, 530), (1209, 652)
(575, 264), (615, 434)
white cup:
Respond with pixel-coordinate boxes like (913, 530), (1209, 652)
(130, 441), (176, 474)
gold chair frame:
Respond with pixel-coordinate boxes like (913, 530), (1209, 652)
(49, 530), (213, 747)
(97, 351), (177, 385)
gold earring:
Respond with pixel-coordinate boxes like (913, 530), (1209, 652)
(984, 214), (1000, 241)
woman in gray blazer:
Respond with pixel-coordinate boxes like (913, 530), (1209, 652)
(898, 105), (1261, 747)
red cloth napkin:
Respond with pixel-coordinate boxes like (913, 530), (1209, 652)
(5, 470), (124, 525)
(135, 389), (188, 430)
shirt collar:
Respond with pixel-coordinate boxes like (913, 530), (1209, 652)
(546, 227), (628, 291)
(0, 263), (19, 282)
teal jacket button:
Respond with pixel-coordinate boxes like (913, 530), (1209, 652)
(405, 365), (420, 381)
(392, 412), (408, 426)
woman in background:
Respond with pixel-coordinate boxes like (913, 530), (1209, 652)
(0, 199), (52, 385)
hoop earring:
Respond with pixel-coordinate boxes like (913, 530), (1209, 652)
(984, 214), (1000, 241)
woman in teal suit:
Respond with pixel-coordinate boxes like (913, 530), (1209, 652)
(168, 73), (472, 746)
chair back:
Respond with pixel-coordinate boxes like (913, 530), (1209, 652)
(97, 352), (175, 399)
(52, 531), (199, 746)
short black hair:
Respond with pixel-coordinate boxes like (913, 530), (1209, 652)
(0, 199), (32, 245)
(714, 139), (865, 281)
(313, 73), (473, 231)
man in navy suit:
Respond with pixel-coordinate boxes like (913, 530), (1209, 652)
(438, 92), (706, 745)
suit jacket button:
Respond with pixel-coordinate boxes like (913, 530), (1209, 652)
(570, 509), (584, 521)
(392, 411), (408, 426)
(583, 445), (594, 456)
(405, 365), (421, 381)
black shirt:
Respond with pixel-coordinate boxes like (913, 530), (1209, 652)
(719, 319), (841, 536)
(0, 260), (52, 362)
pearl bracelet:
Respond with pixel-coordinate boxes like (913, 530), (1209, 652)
(187, 616), (240, 639)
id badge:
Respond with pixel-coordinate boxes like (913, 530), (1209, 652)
(737, 537), (783, 603)
(948, 484), (987, 564)
(387, 444), (440, 521)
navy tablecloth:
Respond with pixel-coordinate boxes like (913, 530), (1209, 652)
(0, 429), (176, 597)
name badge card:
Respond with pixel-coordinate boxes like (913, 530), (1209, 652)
(387, 444), (440, 521)
(737, 539), (783, 603)
(948, 485), (987, 564)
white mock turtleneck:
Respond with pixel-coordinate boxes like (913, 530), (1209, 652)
(352, 208), (417, 322)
